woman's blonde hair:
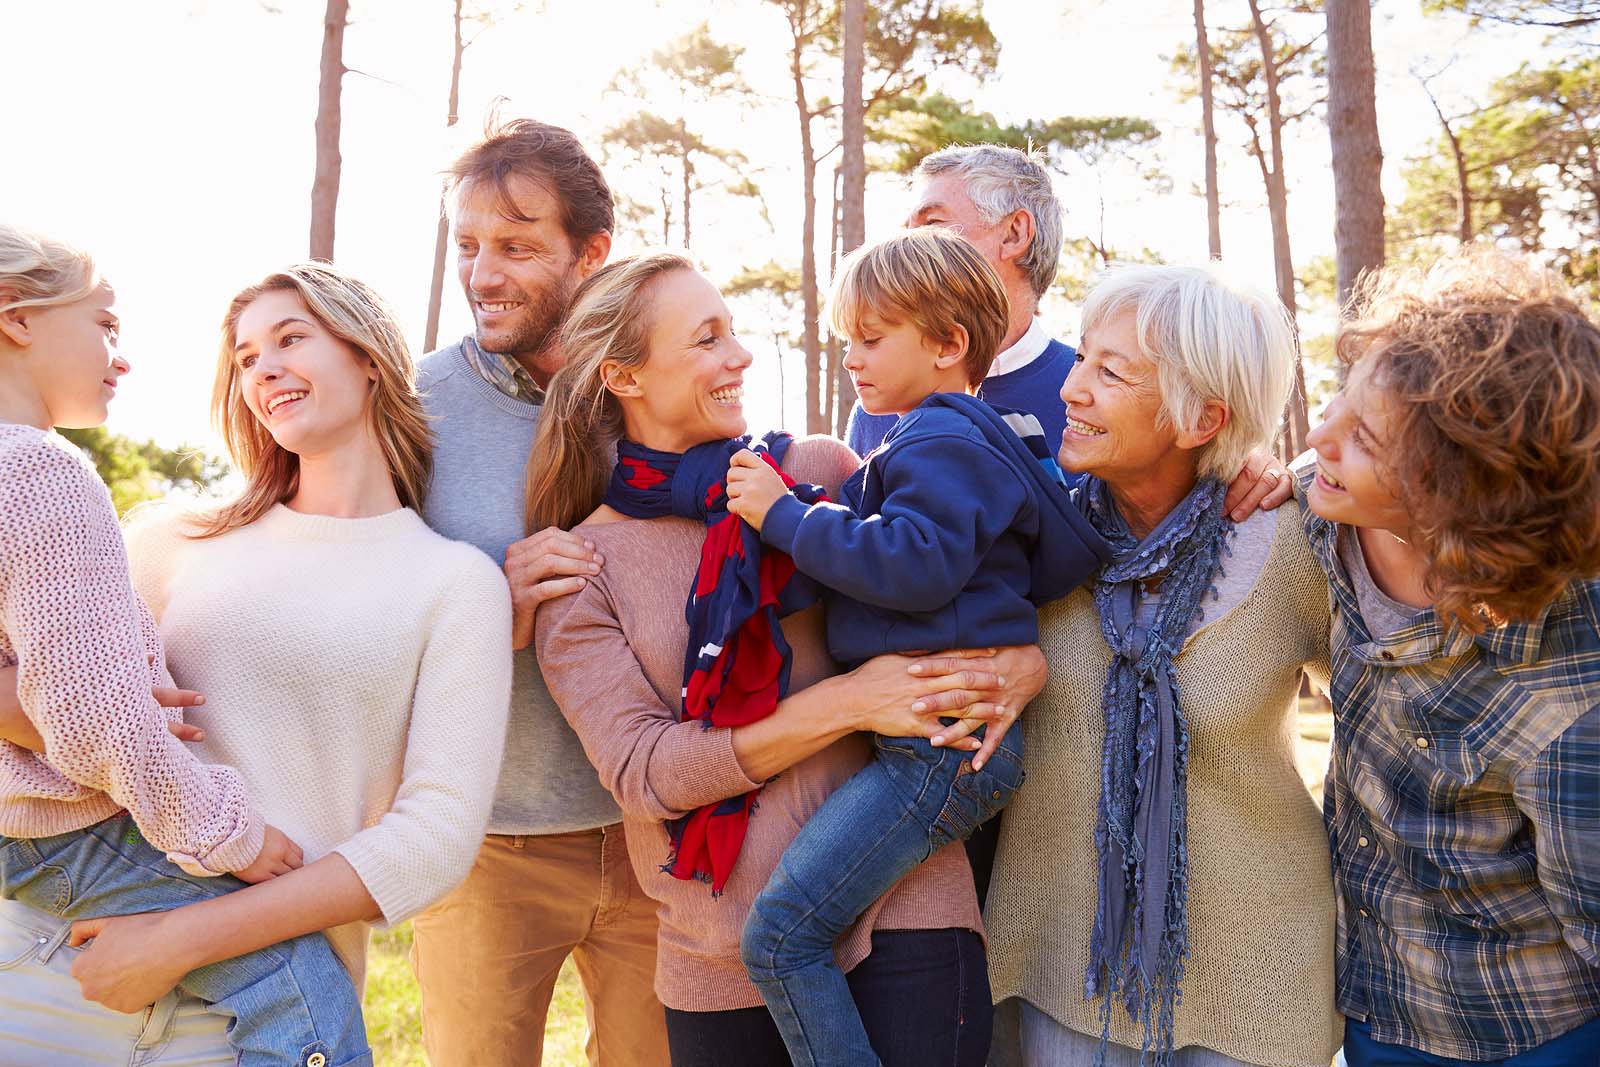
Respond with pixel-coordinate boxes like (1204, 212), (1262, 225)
(1337, 249), (1600, 630)
(829, 228), (1009, 388)
(192, 262), (432, 538)
(525, 251), (694, 532)
(1080, 262), (1296, 481)
(0, 224), (99, 320)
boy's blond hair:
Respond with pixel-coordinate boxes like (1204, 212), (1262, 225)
(829, 229), (1010, 388)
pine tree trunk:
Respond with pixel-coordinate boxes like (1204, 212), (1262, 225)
(1247, 0), (1308, 456)
(309, 0), (348, 262)
(790, 9), (824, 434)
(424, 0), (466, 354)
(836, 0), (865, 435)
(1194, 0), (1222, 259)
(682, 148), (694, 252)
(1326, 0), (1385, 309)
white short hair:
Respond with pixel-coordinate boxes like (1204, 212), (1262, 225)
(917, 145), (1063, 299)
(1080, 263), (1296, 481)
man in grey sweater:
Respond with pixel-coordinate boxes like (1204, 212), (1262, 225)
(411, 119), (667, 1067)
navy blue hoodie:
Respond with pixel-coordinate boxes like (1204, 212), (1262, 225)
(761, 393), (1111, 668)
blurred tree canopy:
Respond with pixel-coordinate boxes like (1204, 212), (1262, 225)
(59, 427), (229, 516)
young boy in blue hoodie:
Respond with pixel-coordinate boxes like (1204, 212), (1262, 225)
(724, 227), (1111, 1066)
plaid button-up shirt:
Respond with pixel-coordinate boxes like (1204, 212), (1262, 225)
(459, 334), (546, 406)
(1300, 484), (1600, 1060)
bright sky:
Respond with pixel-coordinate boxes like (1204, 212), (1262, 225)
(1, 0), (1555, 453)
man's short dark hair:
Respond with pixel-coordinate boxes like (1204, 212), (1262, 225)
(449, 119), (615, 251)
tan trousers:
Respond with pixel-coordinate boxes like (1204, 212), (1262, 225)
(411, 826), (668, 1067)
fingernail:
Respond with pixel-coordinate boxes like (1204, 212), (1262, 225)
(907, 663), (923, 675)
(589, 563), (601, 573)
(911, 700), (927, 712)
(584, 541), (595, 550)
(931, 735), (944, 746)
(997, 675), (1006, 686)
(194, 695), (205, 705)
(973, 757), (985, 770)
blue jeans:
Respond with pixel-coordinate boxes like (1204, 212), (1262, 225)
(741, 727), (1024, 1067)
(671, 928), (992, 1066)
(1342, 1017), (1600, 1067)
(0, 814), (371, 1067)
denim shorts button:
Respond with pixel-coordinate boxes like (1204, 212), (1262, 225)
(307, 1054), (327, 1067)
(991, 790), (1001, 800)
(1357, 836), (1370, 847)
(1415, 736), (1430, 749)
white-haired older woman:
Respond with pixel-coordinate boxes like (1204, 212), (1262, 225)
(985, 265), (1339, 1067)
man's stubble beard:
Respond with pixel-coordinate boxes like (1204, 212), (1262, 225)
(479, 269), (579, 377)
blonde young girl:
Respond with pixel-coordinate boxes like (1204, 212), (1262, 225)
(0, 258), (511, 1064)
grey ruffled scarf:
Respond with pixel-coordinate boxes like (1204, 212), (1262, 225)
(1083, 475), (1233, 1065)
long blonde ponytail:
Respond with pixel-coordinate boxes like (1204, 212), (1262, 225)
(524, 251), (693, 532)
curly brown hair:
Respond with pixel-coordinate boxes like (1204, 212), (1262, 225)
(1337, 250), (1600, 631)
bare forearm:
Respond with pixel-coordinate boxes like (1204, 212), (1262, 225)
(159, 852), (379, 973)
(730, 673), (860, 782)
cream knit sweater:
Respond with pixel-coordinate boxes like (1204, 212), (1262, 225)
(126, 503), (513, 981)
(986, 503), (1341, 1067)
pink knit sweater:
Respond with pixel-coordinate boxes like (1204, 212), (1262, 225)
(0, 425), (262, 875)
(535, 434), (982, 1012)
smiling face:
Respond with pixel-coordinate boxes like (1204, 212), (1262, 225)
(231, 288), (378, 458)
(1056, 308), (1182, 482)
(1305, 356), (1411, 533)
(613, 268), (753, 452)
(454, 175), (582, 383)
(17, 280), (129, 429)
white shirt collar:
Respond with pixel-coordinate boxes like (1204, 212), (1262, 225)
(987, 317), (1051, 379)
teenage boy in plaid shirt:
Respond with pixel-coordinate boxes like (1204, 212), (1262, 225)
(1300, 250), (1600, 1067)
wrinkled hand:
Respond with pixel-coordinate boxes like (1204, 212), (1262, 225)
(923, 645), (1048, 769)
(505, 528), (604, 649)
(1224, 447), (1294, 522)
(724, 449), (789, 532)
(68, 910), (191, 1014)
(232, 824), (304, 885)
(0, 664), (206, 753)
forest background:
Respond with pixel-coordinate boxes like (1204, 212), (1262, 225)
(2, 0), (1596, 505)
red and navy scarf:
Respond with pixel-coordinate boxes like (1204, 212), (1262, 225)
(604, 432), (829, 893)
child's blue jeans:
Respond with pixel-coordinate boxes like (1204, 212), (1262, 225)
(0, 813), (371, 1067)
(740, 725), (1025, 1067)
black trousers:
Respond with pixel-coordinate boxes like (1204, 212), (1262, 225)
(664, 928), (992, 1066)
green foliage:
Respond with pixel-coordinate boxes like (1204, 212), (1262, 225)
(1422, 0), (1600, 37)
(1391, 55), (1600, 297)
(724, 261), (803, 299)
(58, 427), (229, 516)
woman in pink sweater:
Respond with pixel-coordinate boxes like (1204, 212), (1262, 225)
(530, 251), (1048, 1066)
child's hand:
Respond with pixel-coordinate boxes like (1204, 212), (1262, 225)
(234, 824), (305, 884)
(725, 449), (789, 532)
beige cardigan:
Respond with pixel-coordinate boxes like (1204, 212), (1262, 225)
(986, 502), (1341, 1067)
